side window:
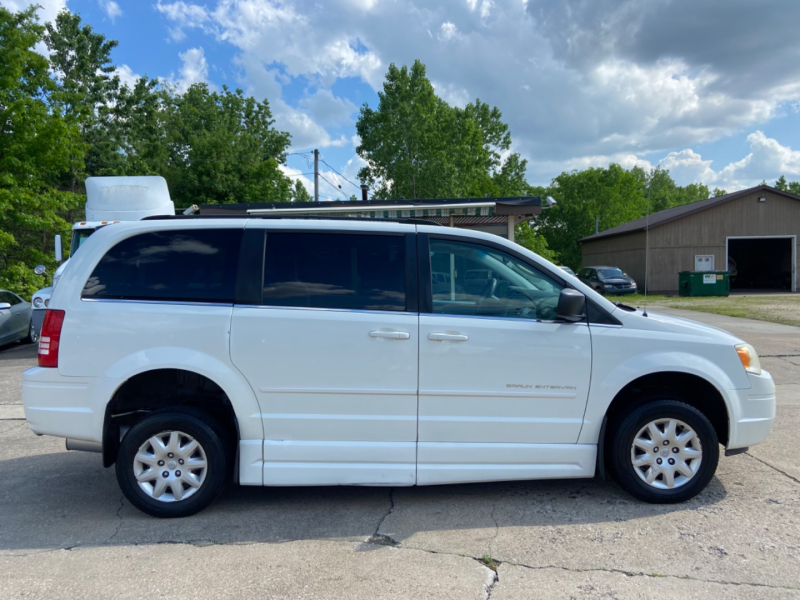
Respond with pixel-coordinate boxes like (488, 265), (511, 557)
(0, 292), (21, 305)
(82, 229), (242, 303)
(262, 232), (406, 311)
(429, 239), (564, 321)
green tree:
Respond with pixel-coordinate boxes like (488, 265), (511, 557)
(105, 76), (171, 176)
(514, 221), (557, 262)
(44, 10), (119, 189)
(164, 84), (293, 205)
(0, 6), (83, 297)
(538, 164), (646, 269)
(356, 60), (523, 199)
(293, 180), (312, 202)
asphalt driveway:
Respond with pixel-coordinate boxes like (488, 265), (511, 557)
(1, 310), (798, 599)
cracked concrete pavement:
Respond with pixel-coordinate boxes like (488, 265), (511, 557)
(1, 309), (800, 599)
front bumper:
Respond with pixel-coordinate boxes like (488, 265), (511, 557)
(726, 370), (776, 449)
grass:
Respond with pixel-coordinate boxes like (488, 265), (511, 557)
(480, 554), (500, 571)
(612, 293), (800, 327)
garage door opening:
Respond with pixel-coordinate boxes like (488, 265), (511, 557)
(727, 237), (795, 292)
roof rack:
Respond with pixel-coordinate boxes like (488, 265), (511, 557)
(142, 214), (443, 226)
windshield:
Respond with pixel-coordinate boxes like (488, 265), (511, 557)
(597, 268), (625, 279)
(70, 229), (95, 255)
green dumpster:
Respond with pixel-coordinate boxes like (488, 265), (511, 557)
(678, 271), (730, 297)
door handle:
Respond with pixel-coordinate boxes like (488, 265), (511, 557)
(369, 330), (410, 340)
(428, 333), (469, 342)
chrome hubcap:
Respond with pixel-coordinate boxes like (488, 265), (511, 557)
(133, 431), (207, 502)
(631, 418), (702, 489)
(30, 323), (38, 343)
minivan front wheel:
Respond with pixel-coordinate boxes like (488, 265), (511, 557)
(610, 400), (719, 503)
(116, 410), (230, 518)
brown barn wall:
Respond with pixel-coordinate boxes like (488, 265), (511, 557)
(581, 232), (647, 287)
(581, 190), (800, 293)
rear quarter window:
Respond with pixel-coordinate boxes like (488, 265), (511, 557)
(82, 229), (242, 304)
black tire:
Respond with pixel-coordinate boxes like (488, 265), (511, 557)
(609, 399), (719, 504)
(115, 408), (231, 518)
(25, 320), (38, 344)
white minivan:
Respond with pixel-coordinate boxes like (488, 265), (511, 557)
(22, 217), (776, 517)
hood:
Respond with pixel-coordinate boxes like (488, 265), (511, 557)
(601, 276), (635, 284)
(613, 308), (744, 345)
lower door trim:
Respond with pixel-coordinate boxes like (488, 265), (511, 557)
(417, 442), (596, 485)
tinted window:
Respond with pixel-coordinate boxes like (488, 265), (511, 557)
(597, 268), (625, 279)
(429, 239), (564, 320)
(83, 229), (242, 303)
(262, 232), (406, 311)
(0, 292), (20, 305)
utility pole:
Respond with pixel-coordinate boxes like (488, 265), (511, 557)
(313, 149), (319, 203)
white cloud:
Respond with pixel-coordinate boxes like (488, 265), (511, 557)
(479, 0), (493, 20)
(166, 47), (210, 93)
(299, 89), (357, 127)
(438, 21), (459, 42)
(278, 164), (315, 199)
(113, 64), (140, 89)
(151, 0), (800, 190)
(98, 0), (122, 23)
(234, 56), (349, 150)
(0, 0), (67, 23)
(659, 131), (800, 191)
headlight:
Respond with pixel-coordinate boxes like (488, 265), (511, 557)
(33, 297), (43, 308)
(44, 299), (49, 307)
(735, 343), (762, 376)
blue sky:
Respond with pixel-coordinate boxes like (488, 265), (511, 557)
(5, 0), (800, 199)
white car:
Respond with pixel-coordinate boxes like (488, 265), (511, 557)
(0, 290), (36, 346)
(22, 217), (775, 517)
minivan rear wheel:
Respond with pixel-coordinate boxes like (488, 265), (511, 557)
(115, 409), (230, 518)
(609, 399), (719, 503)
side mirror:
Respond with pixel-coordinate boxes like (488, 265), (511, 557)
(55, 234), (63, 263)
(34, 264), (47, 276)
(0, 302), (10, 311)
(557, 289), (586, 322)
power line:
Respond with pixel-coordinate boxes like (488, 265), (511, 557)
(319, 173), (351, 199)
(318, 156), (361, 191)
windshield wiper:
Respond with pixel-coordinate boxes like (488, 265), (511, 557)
(613, 301), (637, 312)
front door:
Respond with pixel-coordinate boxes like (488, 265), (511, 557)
(417, 235), (593, 484)
(230, 227), (419, 486)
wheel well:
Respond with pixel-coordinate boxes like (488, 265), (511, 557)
(604, 372), (729, 447)
(103, 369), (238, 467)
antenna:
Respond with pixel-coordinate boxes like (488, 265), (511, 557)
(643, 169), (652, 317)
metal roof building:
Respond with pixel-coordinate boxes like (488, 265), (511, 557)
(199, 197), (543, 242)
(581, 185), (800, 293)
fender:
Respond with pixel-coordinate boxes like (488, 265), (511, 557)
(578, 351), (738, 445)
(102, 346), (264, 441)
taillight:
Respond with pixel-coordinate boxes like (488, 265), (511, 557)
(38, 310), (65, 368)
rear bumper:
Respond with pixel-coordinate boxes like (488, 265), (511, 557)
(22, 367), (119, 443)
(726, 370), (776, 449)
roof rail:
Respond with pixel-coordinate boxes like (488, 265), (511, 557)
(142, 214), (443, 226)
